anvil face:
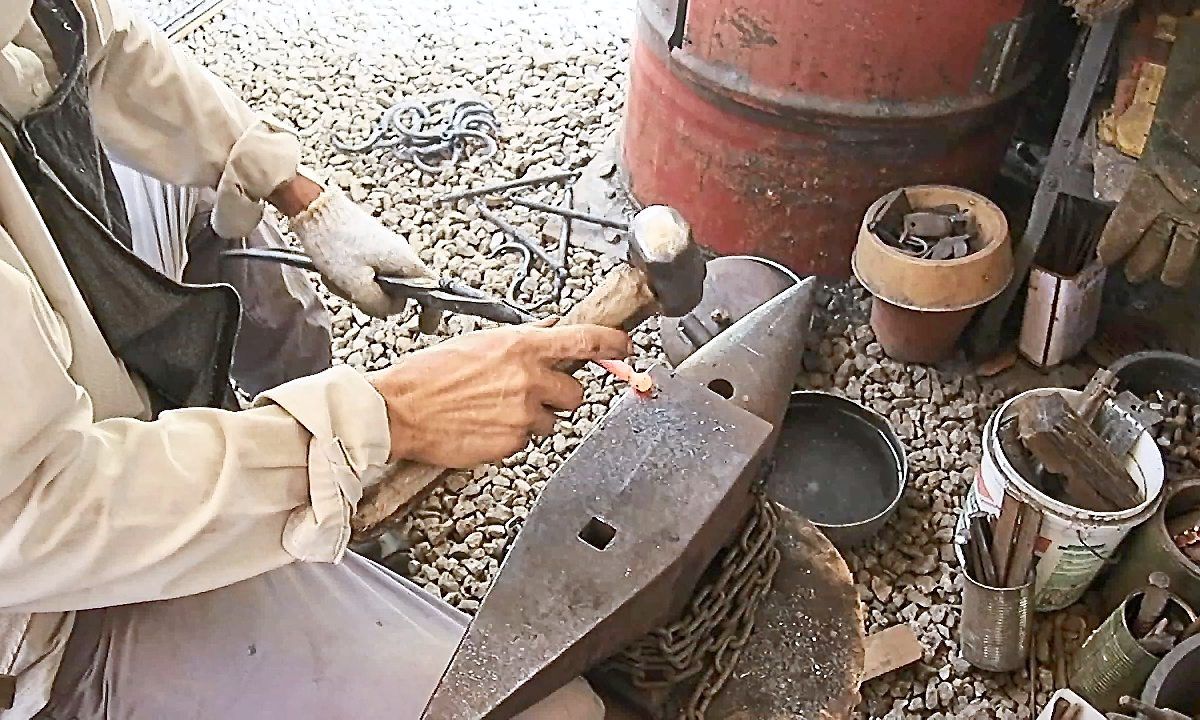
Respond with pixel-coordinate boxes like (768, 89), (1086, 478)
(421, 368), (774, 720)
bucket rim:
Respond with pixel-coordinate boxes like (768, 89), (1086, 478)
(986, 388), (1165, 523)
(962, 567), (1035, 594)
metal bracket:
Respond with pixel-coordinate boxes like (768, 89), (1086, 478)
(669, 0), (689, 50)
(970, 13), (1123, 358)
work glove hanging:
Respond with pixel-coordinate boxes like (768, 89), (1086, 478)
(291, 186), (435, 317)
(1097, 97), (1200, 288)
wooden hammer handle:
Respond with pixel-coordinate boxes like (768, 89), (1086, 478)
(352, 263), (659, 539)
(551, 263), (657, 373)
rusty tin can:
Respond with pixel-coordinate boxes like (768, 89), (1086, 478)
(1103, 478), (1200, 615)
(960, 571), (1033, 672)
(1070, 590), (1197, 712)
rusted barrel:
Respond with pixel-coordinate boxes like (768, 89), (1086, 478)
(621, 0), (1038, 277)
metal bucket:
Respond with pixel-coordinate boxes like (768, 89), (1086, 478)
(1102, 479), (1200, 616)
(960, 572), (1033, 672)
(1141, 633), (1200, 717)
(958, 387), (1166, 611)
(1070, 591), (1197, 712)
(1110, 350), (1200, 396)
(767, 392), (906, 547)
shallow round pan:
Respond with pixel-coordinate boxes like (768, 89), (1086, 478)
(767, 391), (907, 548)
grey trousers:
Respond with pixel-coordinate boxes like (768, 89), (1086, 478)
(111, 163), (334, 397)
(37, 555), (603, 719)
(33, 169), (604, 718)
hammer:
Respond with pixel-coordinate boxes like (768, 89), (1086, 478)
(352, 205), (706, 538)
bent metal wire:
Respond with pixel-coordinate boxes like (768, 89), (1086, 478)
(333, 98), (499, 173)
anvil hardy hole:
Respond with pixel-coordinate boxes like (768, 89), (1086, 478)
(579, 517), (617, 551)
(708, 378), (734, 399)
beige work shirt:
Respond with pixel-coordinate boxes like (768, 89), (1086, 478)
(0, 1), (392, 717)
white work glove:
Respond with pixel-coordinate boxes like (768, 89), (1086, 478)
(290, 187), (434, 317)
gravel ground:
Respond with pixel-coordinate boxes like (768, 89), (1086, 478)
(127, 0), (208, 29)
(145, 0), (1130, 716)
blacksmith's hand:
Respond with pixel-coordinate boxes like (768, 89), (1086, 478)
(276, 176), (434, 317)
(367, 323), (632, 468)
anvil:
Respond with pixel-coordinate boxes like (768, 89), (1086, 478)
(422, 279), (816, 719)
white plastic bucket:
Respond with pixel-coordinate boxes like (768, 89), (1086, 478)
(958, 388), (1165, 612)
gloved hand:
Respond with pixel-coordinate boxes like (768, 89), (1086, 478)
(290, 187), (434, 317)
(368, 322), (632, 468)
(1096, 162), (1200, 287)
(1097, 96), (1200, 288)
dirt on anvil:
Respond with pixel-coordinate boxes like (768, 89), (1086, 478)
(705, 509), (864, 719)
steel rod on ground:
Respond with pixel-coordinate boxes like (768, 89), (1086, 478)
(163, 0), (235, 40)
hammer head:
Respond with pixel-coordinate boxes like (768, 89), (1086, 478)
(629, 205), (706, 317)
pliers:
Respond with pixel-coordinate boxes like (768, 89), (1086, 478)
(220, 247), (535, 326)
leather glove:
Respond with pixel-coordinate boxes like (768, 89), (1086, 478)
(1097, 97), (1200, 288)
(290, 187), (435, 317)
(1096, 163), (1200, 287)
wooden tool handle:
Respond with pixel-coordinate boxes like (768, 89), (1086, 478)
(551, 263), (656, 373)
(352, 263), (659, 540)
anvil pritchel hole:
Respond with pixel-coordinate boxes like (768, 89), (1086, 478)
(579, 516), (617, 551)
(708, 378), (734, 399)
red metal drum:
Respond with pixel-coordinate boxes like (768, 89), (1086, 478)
(621, 0), (1038, 277)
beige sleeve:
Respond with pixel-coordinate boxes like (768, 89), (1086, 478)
(78, 0), (300, 238)
(0, 260), (391, 613)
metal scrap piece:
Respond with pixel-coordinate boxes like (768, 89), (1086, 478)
(904, 211), (954, 238)
(1097, 391), (1165, 457)
(701, 505), (865, 720)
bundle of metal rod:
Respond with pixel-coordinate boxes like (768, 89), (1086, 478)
(963, 497), (1042, 588)
(964, 515), (998, 585)
(1038, 196), (1109, 277)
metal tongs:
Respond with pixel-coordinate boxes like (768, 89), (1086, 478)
(220, 247), (535, 326)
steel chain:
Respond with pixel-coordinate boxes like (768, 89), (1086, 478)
(604, 490), (781, 719)
(333, 98), (498, 172)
